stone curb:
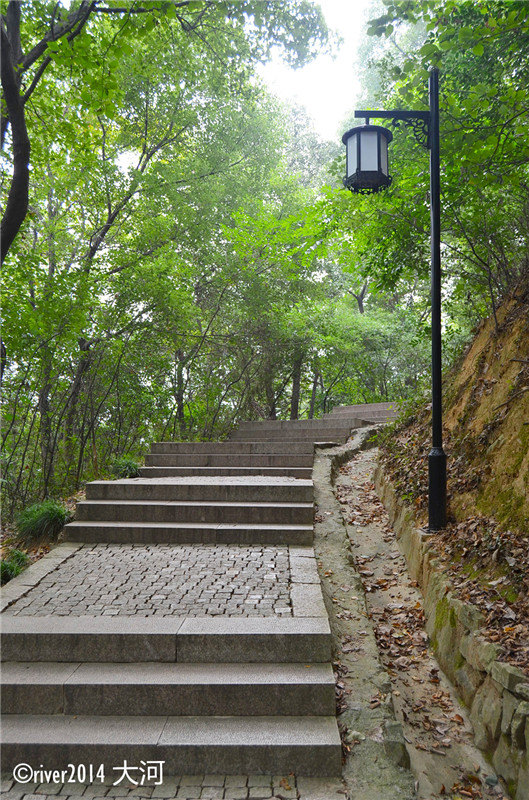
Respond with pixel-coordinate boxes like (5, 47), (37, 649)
(0, 543), (83, 613)
(312, 427), (412, 780)
(375, 462), (529, 800)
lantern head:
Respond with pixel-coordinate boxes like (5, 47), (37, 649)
(342, 123), (393, 193)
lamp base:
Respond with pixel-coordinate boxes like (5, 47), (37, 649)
(428, 447), (447, 531)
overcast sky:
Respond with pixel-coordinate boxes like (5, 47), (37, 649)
(258, 0), (374, 143)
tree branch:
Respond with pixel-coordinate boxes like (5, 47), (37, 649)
(1, 25), (30, 262)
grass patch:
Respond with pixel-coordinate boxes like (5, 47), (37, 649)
(16, 499), (73, 544)
(111, 457), (141, 478)
(1, 549), (30, 585)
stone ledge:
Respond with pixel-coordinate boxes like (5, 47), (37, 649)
(375, 461), (529, 800)
(0, 543), (83, 612)
(312, 427), (415, 796)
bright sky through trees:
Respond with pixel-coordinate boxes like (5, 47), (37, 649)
(258, 0), (373, 141)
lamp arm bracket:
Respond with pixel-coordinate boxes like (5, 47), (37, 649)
(354, 110), (431, 149)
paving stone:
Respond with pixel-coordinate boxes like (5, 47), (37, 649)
(6, 546), (292, 618)
(150, 787), (178, 798)
(295, 777), (343, 799)
(222, 780), (246, 790)
(245, 781), (270, 790)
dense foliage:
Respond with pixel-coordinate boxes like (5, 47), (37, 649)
(1, 0), (527, 517)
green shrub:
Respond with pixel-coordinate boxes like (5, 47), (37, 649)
(111, 457), (140, 478)
(1, 549), (30, 585)
(16, 500), (73, 543)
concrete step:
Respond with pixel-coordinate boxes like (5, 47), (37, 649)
(145, 453), (314, 467)
(2, 661), (335, 716)
(229, 432), (351, 442)
(139, 466), (313, 478)
(327, 403), (398, 420)
(328, 411), (396, 420)
(150, 442), (315, 454)
(236, 420), (354, 431)
(327, 402), (396, 413)
(0, 714), (342, 776)
(85, 477), (313, 504)
(74, 500), (313, 525)
(64, 521), (313, 545)
(1, 617), (332, 663)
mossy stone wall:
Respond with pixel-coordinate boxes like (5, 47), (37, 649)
(375, 463), (529, 800)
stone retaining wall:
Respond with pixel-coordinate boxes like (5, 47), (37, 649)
(375, 463), (529, 800)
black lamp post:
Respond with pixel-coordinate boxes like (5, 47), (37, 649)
(342, 67), (447, 531)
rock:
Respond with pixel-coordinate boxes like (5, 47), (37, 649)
(454, 662), (483, 706)
(482, 679), (503, 741)
(491, 661), (527, 693)
(502, 690), (519, 735)
(452, 598), (484, 632)
(516, 756), (529, 800)
(345, 729), (366, 743)
(515, 683), (529, 701)
(493, 734), (520, 785)
(471, 677), (502, 747)
(511, 701), (529, 749)
(470, 682), (492, 750)
(383, 720), (410, 768)
(460, 632), (501, 672)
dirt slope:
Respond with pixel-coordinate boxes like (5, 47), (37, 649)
(378, 287), (529, 674)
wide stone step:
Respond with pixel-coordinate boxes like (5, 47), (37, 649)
(328, 411), (396, 420)
(139, 466), (313, 478)
(145, 453), (314, 467)
(327, 402), (396, 413)
(236, 421), (354, 432)
(1, 617), (332, 663)
(150, 442), (316, 454)
(74, 500), (313, 525)
(64, 521), (313, 545)
(85, 477), (313, 504)
(2, 661), (335, 716)
(229, 432), (351, 442)
(0, 714), (342, 776)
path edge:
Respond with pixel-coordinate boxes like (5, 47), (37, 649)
(375, 461), (529, 800)
(312, 427), (414, 781)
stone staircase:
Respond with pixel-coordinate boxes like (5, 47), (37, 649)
(325, 401), (398, 424)
(0, 404), (391, 778)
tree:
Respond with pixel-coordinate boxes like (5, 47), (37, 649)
(1, 0), (330, 261)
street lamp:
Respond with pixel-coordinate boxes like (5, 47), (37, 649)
(342, 67), (447, 531)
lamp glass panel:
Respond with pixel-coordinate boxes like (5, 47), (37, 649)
(360, 131), (378, 171)
(380, 134), (388, 175)
(346, 134), (357, 177)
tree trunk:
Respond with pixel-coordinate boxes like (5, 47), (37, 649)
(38, 352), (54, 496)
(1, 23), (30, 263)
(264, 374), (277, 419)
(308, 371), (319, 419)
(63, 339), (93, 487)
(175, 350), (186, 437)
(352, 282), (367, 314)
(290, 353), (303, 419)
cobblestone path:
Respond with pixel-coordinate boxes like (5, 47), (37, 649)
(5, 545), (292, 618)
(1, 773), (342, 800)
